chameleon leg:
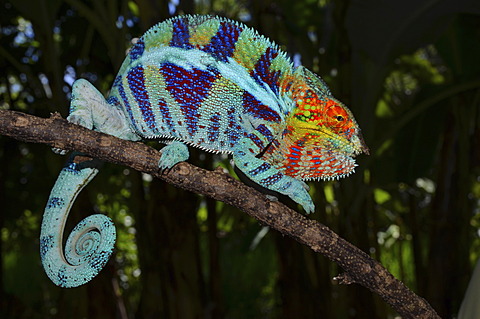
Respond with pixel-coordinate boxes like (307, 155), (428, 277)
(232, 137), (315, 213)
(68, 79), (140, 141)
(40, 154), (116, 288)
(159, 141), (190, 170)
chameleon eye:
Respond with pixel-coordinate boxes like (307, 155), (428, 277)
(335, 115), (344, 121)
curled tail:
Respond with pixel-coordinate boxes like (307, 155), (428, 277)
(40, 154), (116, 288)
(40, 79), (137, 287)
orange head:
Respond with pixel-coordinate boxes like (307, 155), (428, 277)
(265, 67), (368, 180)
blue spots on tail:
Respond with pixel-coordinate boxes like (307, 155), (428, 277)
(88, 250), (111, 272)
(202, 21), (242, 62)
(40, 235), (53, 260)
(261, 172), (283, 186)
(57, 267), (69, 288)
(47, 197), (65, 209)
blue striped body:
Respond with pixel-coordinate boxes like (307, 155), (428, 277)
(107, 15), (294, 153)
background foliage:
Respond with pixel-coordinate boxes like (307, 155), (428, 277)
(1, 0), (479, 318)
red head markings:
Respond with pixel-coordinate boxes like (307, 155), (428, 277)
(262, 67), (369, 181)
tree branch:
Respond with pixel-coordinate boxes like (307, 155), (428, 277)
(0, 109), (440, 318)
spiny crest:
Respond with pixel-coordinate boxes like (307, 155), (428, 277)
(112, 14), (298, 119)
(134, 15), (294, 78)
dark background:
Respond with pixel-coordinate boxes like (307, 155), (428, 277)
(1, 0), (479, 318)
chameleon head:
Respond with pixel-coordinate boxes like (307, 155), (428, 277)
(266, 67), (368, 181)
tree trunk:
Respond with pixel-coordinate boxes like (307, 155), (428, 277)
(134, 176), (206, 319)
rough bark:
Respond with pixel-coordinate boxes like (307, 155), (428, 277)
(0, 109), (441, 319)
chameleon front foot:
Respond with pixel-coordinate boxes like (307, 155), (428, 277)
(276, 176), (315, 214)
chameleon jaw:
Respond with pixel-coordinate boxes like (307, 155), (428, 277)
(301, 151), (359, 182)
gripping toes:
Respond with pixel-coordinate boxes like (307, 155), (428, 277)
(159, 141), (189, 171)
(277, 176), (315, 214)
(233, 141), (315, 213)
(67, 112), (93, 130)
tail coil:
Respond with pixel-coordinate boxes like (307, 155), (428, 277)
(40, 154), (116, 288)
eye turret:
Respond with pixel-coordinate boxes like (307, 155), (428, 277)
(323, 101), (354, 135)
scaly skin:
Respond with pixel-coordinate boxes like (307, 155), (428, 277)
(40, 155), (115, 288)
(40, 14), (368, 288)
(263, 66), (368, 180)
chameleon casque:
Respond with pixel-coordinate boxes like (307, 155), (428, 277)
(40, 15), (368, 288)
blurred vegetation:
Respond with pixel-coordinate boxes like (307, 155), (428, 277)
(1, 0), (479, 318)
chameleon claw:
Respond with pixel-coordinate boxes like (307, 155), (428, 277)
(281, 178), (315, 214)
(158, 141), (189, 171)
(300, 180), (310, 191)
(265, 194), (279, 202)
(52, 147), (68, 155)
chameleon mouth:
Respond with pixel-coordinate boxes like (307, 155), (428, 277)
(285, 119), (368, 156)
(308, 127), (368, 158)
(273, 124), (368, 181)
(352, 132), (369, 156)
(307, 132), (367, 181)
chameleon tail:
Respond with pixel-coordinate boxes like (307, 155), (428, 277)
(40, 153), (115, 288)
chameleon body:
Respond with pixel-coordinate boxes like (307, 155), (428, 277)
(40, 15), (368, 287)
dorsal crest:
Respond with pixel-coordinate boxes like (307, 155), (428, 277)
(296, 66), (331, 97)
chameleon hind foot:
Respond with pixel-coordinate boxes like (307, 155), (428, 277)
(159, 141), (190, 171)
